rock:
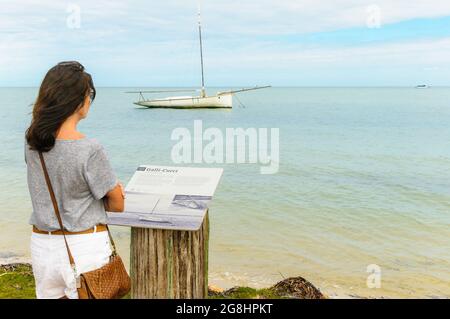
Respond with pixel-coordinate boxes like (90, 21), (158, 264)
(208, 284), (224, 293)
(0, 263), (32, 273)
(270, 276), (325, 299)
(208, 284), (225, 296)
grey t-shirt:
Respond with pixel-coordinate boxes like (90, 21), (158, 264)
(25, 138), (118, 232)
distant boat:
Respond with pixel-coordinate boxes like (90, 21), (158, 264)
(415, 85), (429, 89)
(127, 87), (270, 109)
(126, 8), (270, 109)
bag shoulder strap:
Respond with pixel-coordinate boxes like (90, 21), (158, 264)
(38, 151), (76, 267)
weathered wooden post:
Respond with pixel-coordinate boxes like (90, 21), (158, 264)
(130, 212), (209, 298)
(108, 165), (222, 298)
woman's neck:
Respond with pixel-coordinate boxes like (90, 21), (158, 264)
(56, 116), (85, 140)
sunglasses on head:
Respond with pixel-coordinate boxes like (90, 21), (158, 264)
(57, 61), (85, 72)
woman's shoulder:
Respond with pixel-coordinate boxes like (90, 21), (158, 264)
(62, 137), (111, 168)
(77, 137), (105, 153)
(82, 137), (111, 158)
(24, 136), (109, 158)
(53, 136), (106, 158)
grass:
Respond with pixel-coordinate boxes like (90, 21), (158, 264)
(0, 263), (322, 299)
(0, 264), (36, 299)
(0, 263), (131, 299)
(0, 265), (281, 299)
(208, 287), (284, 299)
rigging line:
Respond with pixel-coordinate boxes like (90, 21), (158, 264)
(198, 1), (206, 97)
(234, 94), (246, 108)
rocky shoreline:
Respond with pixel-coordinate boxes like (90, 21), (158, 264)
(208, 276), (325, 299)
(0, 262), (326, 299)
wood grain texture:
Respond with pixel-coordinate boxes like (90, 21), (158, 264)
(130, 211), (209, 299)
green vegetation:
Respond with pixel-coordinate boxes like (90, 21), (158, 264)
(0, 264), (35, 299)
(208, 286), (284, 299)
(0, 263), (325, 299)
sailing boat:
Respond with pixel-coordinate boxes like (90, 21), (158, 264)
(127, 9), (270, 109)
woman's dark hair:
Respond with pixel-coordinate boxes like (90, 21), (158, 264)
(25, 61), (96, 152)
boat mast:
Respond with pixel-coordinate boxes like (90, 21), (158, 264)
(197, 7), (206, 98)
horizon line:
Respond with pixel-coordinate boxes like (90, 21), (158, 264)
(1, 85), (450, 89)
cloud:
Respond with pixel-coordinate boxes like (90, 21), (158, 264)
(1, 1), (450, 86)
(3, 0), (450, 38)
(196, 0), (450, 36)
(221, 37), (450, 67)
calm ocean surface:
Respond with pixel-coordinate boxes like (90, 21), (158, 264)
(1, 87), (449, 298)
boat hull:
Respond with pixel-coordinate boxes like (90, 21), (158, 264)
(135, 94), (232, 109)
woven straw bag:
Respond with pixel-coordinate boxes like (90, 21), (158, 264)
(77, 253), (131, 299)
(39, 151), (131, 299)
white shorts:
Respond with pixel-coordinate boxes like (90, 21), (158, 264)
(30, 230), (112, 299)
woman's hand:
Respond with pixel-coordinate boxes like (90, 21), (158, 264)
(118, 182), (126, 199)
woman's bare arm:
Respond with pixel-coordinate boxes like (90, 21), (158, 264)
(103, 182), (125, 212)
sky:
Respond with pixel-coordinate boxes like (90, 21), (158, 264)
(1, 0), (450, 87)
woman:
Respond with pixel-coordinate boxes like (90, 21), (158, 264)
(24, 61), (125, 299)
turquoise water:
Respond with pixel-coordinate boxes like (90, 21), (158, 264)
(1, 87), (449, 298)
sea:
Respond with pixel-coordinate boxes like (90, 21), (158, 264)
(0, 87), (449, 298)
